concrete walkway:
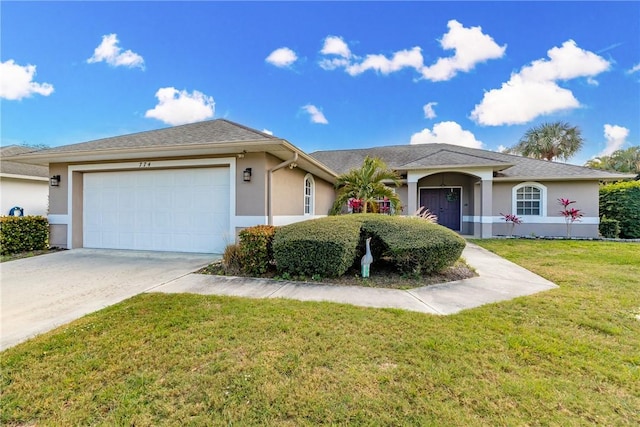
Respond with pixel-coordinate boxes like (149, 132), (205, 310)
(155, 242), (558, 315)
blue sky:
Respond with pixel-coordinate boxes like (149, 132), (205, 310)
(1, 1), (639, 165)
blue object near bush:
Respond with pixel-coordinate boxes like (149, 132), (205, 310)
(9, 206), (24, 217)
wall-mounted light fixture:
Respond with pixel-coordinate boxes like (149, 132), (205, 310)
(243, 168), (252, 182)
(50, 175), (61, 187)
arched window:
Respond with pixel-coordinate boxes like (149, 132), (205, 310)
(512, 182), (547, 217)
(304, 174), (314, 215)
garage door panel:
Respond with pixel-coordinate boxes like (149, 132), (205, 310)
(84, 168), (230, 253)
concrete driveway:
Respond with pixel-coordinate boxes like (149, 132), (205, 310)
(0, 249), (215, 351)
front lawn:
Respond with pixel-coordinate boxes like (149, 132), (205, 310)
(1, 240), (639, 425)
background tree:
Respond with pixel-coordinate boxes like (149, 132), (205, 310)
(330, 156), (402, 215)
(507, 122), (584, 161)
(585, 146), (640, 177)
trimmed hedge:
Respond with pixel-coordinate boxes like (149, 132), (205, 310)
(600, 181), (640, 238)
(360, 215), (466, 275)
(0, 216), (49, 255)
(238, 225), (277, 275)
(599, 216), (620, 239)
(273, 214), (465, 278)
(273, 216), (363, 277)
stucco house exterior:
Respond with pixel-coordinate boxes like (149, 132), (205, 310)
(0, 145), (49, 217)
(9, 119), (632, 253)
(311, 145), (632, 238)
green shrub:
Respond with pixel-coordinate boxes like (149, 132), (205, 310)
(273, 217), (363, 277)
(238, 225), (277, 275)
(273, 214), (465, 278)
(0, 216), (49, 255)
(360, 215), (466, 275)
(599, 216), (621, 239)
(600, 181), (640, 238)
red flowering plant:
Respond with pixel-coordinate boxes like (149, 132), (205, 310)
(558, 198), (583, 237)
(500, 213), (522, 237)
(379, 197), (390, 214)
(348, 198), (363, 213)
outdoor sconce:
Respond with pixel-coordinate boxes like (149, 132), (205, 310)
(243, 168), (252, 182)
(50, 175), (61, 187)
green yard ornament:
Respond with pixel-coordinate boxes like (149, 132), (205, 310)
(361, 237), (373, 278)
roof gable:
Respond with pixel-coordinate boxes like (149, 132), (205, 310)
(32, 119), (276, 154)
(399, 148), (511, 169)
(310, 143), (633, 181)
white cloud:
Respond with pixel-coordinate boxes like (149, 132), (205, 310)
(423, 102), (438, 119)
(410, 121), (483, 148)
(0, 59), (54, 100)
(302, 104), (328, 124)
(628, 63), (640, 74)
(421, 20), (506, 81)
(586, 77), (599, 86)
(87, 34), (144, 69)
(262, 129), (273, 135)
(265, 47), (298, 68)
(471, 40), (611, 126)
(321, 35), (351, 58)
(145, 87), (215, 126)
(345, 47), (424, 76)
(319, 36), (352, 70)
(599, 124), (629, 156)
(318, 20), (504, 81)
(497, 145), (508, 153)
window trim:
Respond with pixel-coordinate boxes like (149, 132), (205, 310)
(512, 182), (547, 218)
(303, 174), (315, 216)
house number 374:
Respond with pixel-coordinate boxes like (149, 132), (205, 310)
(139, 162), (151, 168)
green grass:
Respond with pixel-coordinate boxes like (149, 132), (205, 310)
(1, 240), (639, 425)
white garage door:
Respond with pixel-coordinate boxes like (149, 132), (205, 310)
(84, 168), (230, 253)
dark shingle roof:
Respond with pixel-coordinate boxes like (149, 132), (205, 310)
(310, 143), (633, 181)
(30, 119), (276, 154)
(0, 146), (48, 178)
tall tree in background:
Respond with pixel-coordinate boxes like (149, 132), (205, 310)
(331, 156), (402, 215)
(508, 122), (584, 161)
(585, 146), (640, 176)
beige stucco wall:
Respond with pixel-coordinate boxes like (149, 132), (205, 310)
(492, 180), (600, 218)
(48, 163), (68, 215)
(48, 153), (338, 248)
(49, 224), (67, 248)
(492, 180), (600, 238)
(236, 153), (268, 216)
(315, 178), (335, 216)
(268, 154), (334, 216)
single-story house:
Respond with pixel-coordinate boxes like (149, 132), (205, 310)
(0, 145), (49, 217)
(9, 119), (632, 253)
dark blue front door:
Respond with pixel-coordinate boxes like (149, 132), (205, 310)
(419, 188), (461, 231)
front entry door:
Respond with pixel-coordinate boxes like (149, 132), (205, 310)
(419, 188), (461, 231)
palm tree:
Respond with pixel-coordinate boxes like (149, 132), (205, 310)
(508, 122), (584, 161)
(585, 146), (640, 175)
(330, 156), (402, 215)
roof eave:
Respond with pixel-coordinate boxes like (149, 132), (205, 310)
(8, 138), (339, 183)
(0, 173), (49, 182)
(280, 140), (338, 183)
(493, 174), (636, 182)
(398, 163), (513, 172)
(8, 139), (292, 164)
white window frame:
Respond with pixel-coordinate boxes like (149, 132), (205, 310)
(512, 182), (547, 218)
(303, 174), (315, 215)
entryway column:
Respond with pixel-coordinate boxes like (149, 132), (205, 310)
(407, 181), (417, 214)
(481, 178), (493, 237)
